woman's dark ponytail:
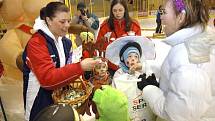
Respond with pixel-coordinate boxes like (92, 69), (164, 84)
(40, 7), (47, 20)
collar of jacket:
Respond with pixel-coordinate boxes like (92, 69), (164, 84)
(33, 17), (59, 42)
(164, 24), (215, 64)
(164, 25), (203, 46)
(113, 18), (125, 26)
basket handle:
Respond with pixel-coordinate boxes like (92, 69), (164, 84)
(80, 76), (87, 90)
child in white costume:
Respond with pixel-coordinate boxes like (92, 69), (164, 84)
(105, 36), (156, 121)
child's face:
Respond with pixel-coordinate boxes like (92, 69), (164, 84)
(125, 52), (139, 68)
(94, 62), (108, 77)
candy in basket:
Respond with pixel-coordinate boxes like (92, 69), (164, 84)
(52, 76), (93, 114)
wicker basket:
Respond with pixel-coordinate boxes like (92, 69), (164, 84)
(52, 76), (93, 109)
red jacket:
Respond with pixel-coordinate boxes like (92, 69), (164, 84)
(24, 31), (84, 90)
(96, 18), (141, 70)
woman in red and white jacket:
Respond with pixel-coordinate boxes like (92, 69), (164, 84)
(23, 2), (100, 121)
(96, 0), (141, 76)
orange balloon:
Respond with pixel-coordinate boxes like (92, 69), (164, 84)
(0, 0), (24, 22)
(22, 0), (54, 21)
(0, 0), (3, 8)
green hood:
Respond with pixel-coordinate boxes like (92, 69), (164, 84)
(93, 85), (130, 121)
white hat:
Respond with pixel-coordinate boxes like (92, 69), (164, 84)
(105, 36), (155, 66)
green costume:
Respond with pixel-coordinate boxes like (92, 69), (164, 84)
(93, 85), (130, 121)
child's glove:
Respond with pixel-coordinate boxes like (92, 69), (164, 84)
(147, 73), (159, 87)
(137, 73), (147, 90)
(137, 73), (159, 90)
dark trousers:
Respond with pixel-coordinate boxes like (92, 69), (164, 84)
(155, 22), (162, 33)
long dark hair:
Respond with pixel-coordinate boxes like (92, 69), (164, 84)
(40, 2), (69, 24)
(108, 0), (131, 32)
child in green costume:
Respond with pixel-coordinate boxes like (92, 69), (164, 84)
(92, 85), (130, 121)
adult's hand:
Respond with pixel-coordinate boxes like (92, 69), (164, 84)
(80, 58), (101, 71)
(80, 14), (88, 21)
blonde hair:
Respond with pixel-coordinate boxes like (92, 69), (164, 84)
(173, 0), (209, 29)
